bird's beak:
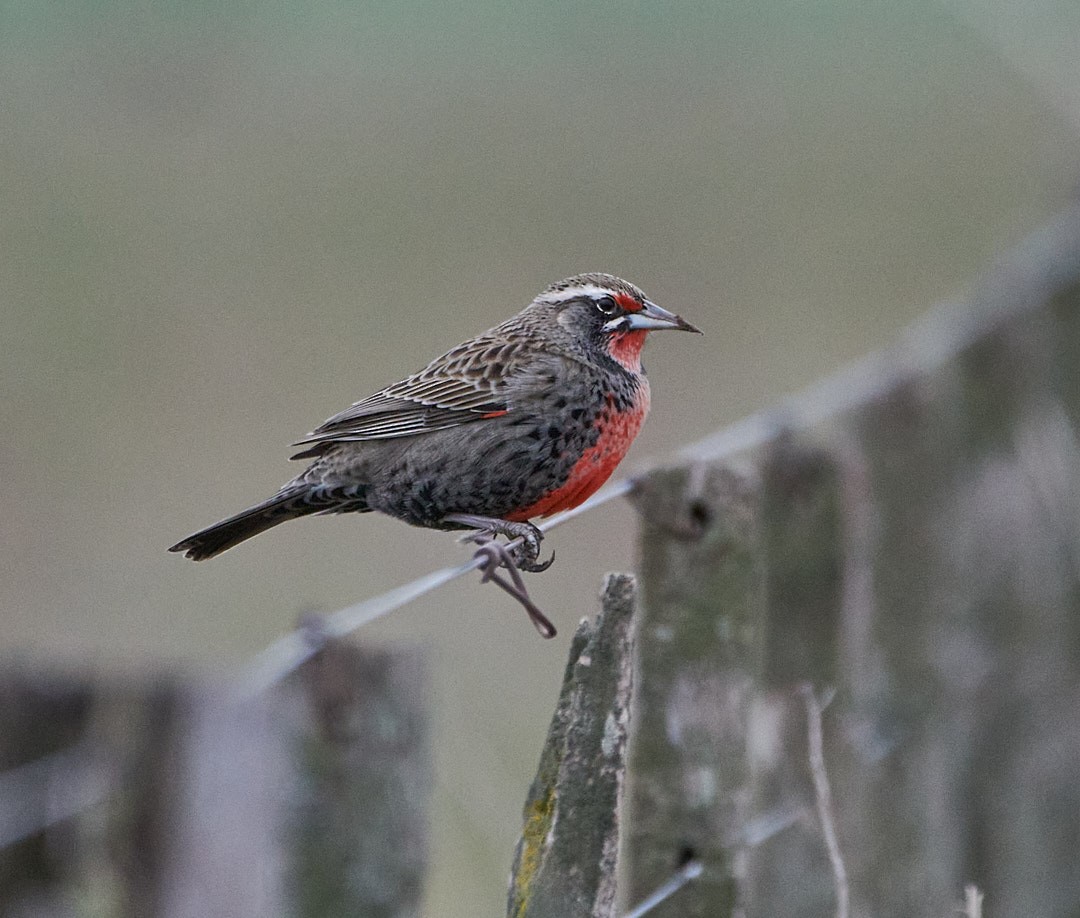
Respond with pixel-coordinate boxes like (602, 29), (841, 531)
(625, 300), (702, 334)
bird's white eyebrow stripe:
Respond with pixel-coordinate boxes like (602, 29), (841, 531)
(542, 284), (617, 304)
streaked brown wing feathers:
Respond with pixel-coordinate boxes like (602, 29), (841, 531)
(291, 334), (532, 449)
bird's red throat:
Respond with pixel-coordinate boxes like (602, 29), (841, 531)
(605, 329), (648, 372)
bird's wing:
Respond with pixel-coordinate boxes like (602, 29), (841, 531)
(290, 335), (535, 452)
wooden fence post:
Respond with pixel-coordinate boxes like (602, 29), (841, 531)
(508, 573), (637, 918)
(625, 464), (762, 917)
(0, 639), (429, 918)
(621, 201), (1080, 916)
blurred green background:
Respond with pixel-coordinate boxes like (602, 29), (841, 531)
(2, 0), (1077, 913)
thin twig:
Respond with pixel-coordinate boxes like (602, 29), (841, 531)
(801, 685), (849, 918)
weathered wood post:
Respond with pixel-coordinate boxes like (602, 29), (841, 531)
(508, 573), (637, 918)
(0, 639), (429, 918)
(621, 201), (1080, 916)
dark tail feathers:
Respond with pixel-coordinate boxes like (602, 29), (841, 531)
(169, 489), (315, 561)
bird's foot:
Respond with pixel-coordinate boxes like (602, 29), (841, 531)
(442, 514), (557, 638)
(445, 514), (555, 573)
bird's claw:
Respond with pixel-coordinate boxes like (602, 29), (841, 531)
(519, 549), (555, 573)
(460, 525), (553, 573)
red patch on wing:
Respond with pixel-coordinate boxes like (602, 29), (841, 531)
(605, 329), (648, 372)
(506, 389), (651, 521)
(480, 410), (508, 419)
(614, 291), (642, 312)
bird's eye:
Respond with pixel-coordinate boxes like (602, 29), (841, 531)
(594, 296), (619, 316)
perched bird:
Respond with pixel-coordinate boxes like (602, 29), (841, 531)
(169, 273), (699, 576)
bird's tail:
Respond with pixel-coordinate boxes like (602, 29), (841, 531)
(169, 488), (320, 561)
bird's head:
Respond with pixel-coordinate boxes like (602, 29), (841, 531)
(531, 272), (701, 372)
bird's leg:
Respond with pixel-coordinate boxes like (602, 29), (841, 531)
(442, 514), (555, 573)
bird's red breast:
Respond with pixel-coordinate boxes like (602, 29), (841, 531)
(506, 385), (650, 520)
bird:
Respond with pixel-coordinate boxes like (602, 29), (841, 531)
(169, 273), (700, 581)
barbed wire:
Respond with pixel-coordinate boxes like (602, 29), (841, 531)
(238, 292), (980, 698)
(0, 289), (984, 861)
(0, 742), (116, 849)
(621, 858), (704, 918)
(232, 476), (633, 698)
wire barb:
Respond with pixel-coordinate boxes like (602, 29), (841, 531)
(232, 553), (488, 699)
(471, 537), (557, 638)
